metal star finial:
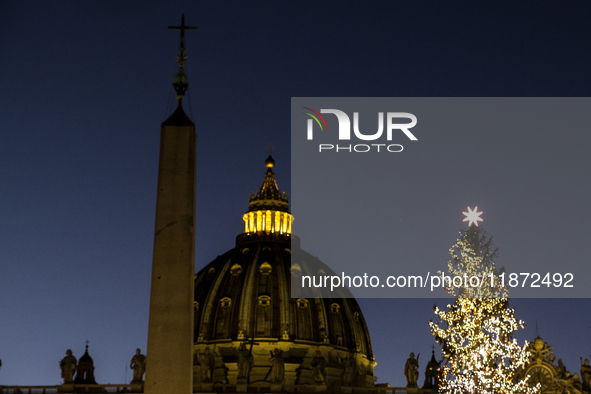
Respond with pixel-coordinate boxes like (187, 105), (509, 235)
(462, 206), (483, 226)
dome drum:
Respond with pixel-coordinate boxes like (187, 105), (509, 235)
(193, 341), (377, 391)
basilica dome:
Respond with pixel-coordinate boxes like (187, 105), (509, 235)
(193, 156), (376, 391)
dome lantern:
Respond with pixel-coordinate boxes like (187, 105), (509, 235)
(242, 155), (293, 236)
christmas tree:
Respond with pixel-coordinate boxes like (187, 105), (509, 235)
(429, 207), (539, 394)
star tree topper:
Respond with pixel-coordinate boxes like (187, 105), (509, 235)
(462, 206), (483, 226)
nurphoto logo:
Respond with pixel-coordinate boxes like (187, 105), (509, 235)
(303, 108), (418, 153)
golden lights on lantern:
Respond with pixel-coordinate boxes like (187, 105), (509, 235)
(243, 210), (293, 235)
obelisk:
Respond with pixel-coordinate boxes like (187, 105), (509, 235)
(145, 14), (197, 394)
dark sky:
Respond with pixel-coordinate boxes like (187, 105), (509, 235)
(1, 0), (590, 387)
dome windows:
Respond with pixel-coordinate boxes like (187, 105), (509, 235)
(220, 297), (232, 308)
(230, 264), (242, 276)
(331, 303), (340, 314)
(297, 298), (308, 308)
(258, 295), (271, 306)
(290, 263), (302, 277)
(259, 262), (272, 275)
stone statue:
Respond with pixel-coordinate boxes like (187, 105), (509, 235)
(338, 352), (357, 386)
(237, 343), (253, 380)
(581, 359), (591, 393)
(198, 347), (216, 383)
(268, 348), (285, 383)
(557, 359), (568, 379)
(130, 348), (147, 382)
(311, 351), (327, 384)
(404, 352), (419, 388)
(60, 349), (77, 383)
(556, 372), (583, 394)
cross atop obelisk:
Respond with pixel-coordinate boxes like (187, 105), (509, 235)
(168, 13), (198, 52)
(168, 14), (198, 101)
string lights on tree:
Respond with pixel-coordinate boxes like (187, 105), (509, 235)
(429, 207), (539, 394)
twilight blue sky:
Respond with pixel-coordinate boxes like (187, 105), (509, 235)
(1, 0), (590, 387)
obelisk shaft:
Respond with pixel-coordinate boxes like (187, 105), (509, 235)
(145, 107), (196, 394)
